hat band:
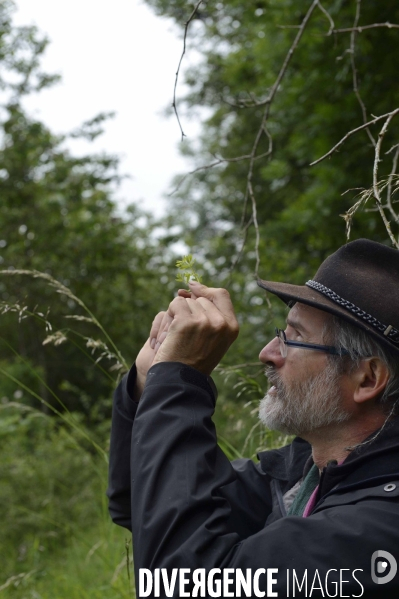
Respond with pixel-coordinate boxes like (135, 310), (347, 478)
(305, 280), (399, 346)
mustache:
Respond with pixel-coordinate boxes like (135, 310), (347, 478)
(264, 365), (280, 386)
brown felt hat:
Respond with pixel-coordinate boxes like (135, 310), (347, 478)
(257, 239), (399, 353)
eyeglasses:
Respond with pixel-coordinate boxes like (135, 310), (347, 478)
(275, 328), (349, 358)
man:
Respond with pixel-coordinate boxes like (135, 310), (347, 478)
(108, 239), (399, 598)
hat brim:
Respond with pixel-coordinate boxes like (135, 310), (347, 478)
(257, 279), (397, 352)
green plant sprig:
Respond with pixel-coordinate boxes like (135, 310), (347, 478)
(176, 254), (202, 288)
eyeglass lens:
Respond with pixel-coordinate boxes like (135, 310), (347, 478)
(277, 330), (287, 358)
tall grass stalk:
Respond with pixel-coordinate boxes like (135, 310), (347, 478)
(0, 357), (107, 460)
(0, 268), (137, 596)
(0, 269), (128, 371)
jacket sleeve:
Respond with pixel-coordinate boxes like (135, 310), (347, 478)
(107, 363), (273, 535)
(107, 365), (138, 531)
(130, 362), (399, 598)
(131, 362), (276, 571)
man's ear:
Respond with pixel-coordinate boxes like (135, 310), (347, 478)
(352, 357), (390, 405)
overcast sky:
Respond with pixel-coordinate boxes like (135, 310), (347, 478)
(13, 0), (198, 217)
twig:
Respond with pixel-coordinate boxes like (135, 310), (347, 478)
(310, 109), (399, 166)
(386, 143), (399, 155)
(372, 112), (399, 247)
(172, 0), (204, 141)
(246, 0), (320, 275)
(343, 176), (399, 236)
(316, 1), (335, 36)
(386, 146), (399, 221)
(169, 150), (272, 196)
(332, 22), (399, 34)
(216, 0), (321, 274)
(248, 180), (261, 275)
(252, 1), (320, 109)
(229, 216), (253, 275)
(349, 0), (375, 147)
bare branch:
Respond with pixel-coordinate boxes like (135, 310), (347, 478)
(386, 145), (399, 221)
(169, 150), (272, 196)
(341, 193), (368, 240)
(310, 109), (399, 166)
(372, 112), (399, 247)
(248, 181), (261, 275)
(349, 0), (376, 147)
(245, 0), (322, 274)
(316, 1), (335, 36)
(343, 175), (399, 237)
(229, 215), (253, 275)
(216, 0), (323, 274)
(386, 143), (399, 155)
(255, 0), (320, 110)
(280, 21), (399, 37)
(171, 0), (399, 271)
(332, 22), (399, 34)
(172, 0), (204, 141)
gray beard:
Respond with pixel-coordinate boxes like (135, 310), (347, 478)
(259, 361), (351, 436)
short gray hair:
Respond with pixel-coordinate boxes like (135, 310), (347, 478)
(323, 315), (399, 412)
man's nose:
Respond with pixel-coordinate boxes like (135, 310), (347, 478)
(259, 336), (284, 367)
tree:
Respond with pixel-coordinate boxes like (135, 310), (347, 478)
(0, 0), (177, 423)
(145, 0), (399, 283)
(132, 0), (399, 448)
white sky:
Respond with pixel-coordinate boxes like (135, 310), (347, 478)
(13, 0), (198, 218)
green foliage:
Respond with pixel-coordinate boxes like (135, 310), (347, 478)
(1, 408), (98, 538)
(175, 253), (202, 287)
(0, 1), (179, 423)
(0, 525), (134, 598)
(0, 406), (95, 566)
(0, 5), (171, 593)
(147, 0), (399, 373)
(7, 0), (398, 593)
(153, 0), (399, 265)
(0, 397), (135, 597)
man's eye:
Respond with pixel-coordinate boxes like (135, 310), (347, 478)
(285, 327), (301, 341)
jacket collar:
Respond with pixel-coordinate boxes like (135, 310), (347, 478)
(258, 417), (399, 497)
(318, 417), (399, 496)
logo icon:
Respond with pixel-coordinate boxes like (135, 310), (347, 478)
(371, 550), (397, 585)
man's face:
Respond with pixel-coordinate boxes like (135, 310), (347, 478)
(258, 303), (351, 437)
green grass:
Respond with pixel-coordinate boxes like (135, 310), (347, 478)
(0, 515), (134, 598)
(0, 389), (288, 598)
(0, 401), (135, 598)
(0, 274), (285, 598)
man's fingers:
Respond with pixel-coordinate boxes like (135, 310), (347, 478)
(153, 292), (239, 375)
(149, 312), (165, 346)
(153, 286), (239, 362)
(188, 281), (236, 319)
(151, 284), (235, 344)
(149, 311), (171, 348)
(178, 290), (199, 300)
(166, 296), (196, 318)
(166, 295), (238, 336)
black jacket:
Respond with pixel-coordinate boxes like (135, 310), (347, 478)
(107, 362), (399, 598)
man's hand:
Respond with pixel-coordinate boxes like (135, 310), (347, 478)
(133, 282), (239, 400)
(133, 310), (172, 401)
(152, 281), (239, 376)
